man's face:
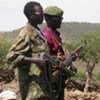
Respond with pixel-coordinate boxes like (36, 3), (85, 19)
(30, 5), (43, 25)
(52, 16), (63, 28)
(34, 5), (43, 24)
(47, 15), (63, 29)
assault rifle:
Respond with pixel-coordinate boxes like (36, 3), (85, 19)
(22, 42), (86, 99)
(22, 42), (86, 71)
(44, 42), (86, 77)
(43, 42), (86, 99)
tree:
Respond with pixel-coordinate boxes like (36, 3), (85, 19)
(64, 29), (100, 92)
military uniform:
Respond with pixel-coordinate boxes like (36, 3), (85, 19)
(6, 23), (52, 100)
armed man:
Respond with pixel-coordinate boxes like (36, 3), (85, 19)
(6, 2), (81, 99)
(6, 1), (54, 100)
(43, 6), (67, 100)
(42, 6), (85, 100)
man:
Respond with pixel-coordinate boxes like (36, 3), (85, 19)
(6, 1), (51, 100)
(43, 6), (64, 58)
(43, 6), (66, 100)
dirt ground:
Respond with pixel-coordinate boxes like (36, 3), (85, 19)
(64, 90), (100, 100)
(0, 62), (100, 100)
(0, 80), (100, 100)
(0, 76), (100, 100)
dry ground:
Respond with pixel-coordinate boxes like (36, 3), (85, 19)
(0, 61), (100, 100)
(0, 79), (100, 100)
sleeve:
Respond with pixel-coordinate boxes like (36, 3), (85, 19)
(6, 33), (31, 67)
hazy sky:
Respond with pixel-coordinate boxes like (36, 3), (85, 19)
(0, 0), (100, 31)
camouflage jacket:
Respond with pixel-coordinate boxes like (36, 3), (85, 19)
(6, 23), (47, 76)
(6, 23), (58, 99)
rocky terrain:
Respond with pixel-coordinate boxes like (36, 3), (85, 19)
(64, 90), (100, 100)
(0, 67), (100, 100)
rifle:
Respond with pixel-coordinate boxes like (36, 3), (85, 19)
(22, 42), (86, 99)
(60, 41), (86, 73)
(44, 42), (86, 76)
(43, 42), (86, 99)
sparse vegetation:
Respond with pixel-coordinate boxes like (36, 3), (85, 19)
(0, 22), (100, 99)
(0, 37), (12, 67)
(76, 70), (86, 79)
(2, 22), (100, 41)
(64, 28), (100, 92)
(95, 72), (100, 81)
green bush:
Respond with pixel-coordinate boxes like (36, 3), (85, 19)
(76, 70), (86, 79)
(0, 37), (12, 67)
(64, 28), (100, 62)
(64, 40), (79, 52)
(95, 72), (100, 81)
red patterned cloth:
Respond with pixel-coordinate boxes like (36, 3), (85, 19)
(43, 27), (64, 56)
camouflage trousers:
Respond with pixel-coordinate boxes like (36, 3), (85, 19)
(18, 67), (52, 100)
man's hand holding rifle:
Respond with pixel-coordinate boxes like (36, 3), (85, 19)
(22, 42), (86, 79)
(43, 42), (86, 78)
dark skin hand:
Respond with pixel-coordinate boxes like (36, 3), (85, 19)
(23, 56), (61, 78)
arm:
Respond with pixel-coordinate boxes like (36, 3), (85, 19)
(24, 57), (47, 67)
(6, 33), (31, 67)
